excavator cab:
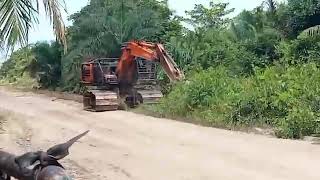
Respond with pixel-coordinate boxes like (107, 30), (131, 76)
(81, 58), (118, 86)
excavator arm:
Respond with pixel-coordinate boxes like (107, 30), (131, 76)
(116, 40), (184, 87)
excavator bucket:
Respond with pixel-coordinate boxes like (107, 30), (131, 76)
(83, 89), (119, 111)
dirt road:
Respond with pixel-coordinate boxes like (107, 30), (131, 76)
(0, 88), (319, 180)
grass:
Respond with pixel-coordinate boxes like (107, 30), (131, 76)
(133, 104), (276, 136)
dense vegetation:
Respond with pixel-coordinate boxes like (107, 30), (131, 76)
(0, 42), (63, 89)
(1, 0), (320, 139)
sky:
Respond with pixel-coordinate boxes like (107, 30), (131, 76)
(0, 0), (268, 62)
(28, 0), (267, 44)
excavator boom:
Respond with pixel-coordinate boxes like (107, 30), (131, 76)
(116, 40), (184, 86)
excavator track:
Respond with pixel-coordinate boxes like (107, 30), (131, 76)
(83, 89), (119, 112)
(138, 90), (163, 104)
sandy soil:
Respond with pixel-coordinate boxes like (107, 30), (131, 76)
(0, 87), (319, 180)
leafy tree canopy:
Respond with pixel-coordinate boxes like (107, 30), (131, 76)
(60, 0), (182, 90)
(286, 0), (320, 38)
(184, 1), (235, 30)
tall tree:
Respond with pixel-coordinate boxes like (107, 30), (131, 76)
(61, 0), (179, 91)
(66, 0), (175, 57)
(184, 1), (234, 30)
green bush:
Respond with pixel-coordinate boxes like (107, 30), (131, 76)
(153, 63), (320, 139)
(275, 106), (317, 139)
(166, 29), (259, 76)
(0, 41), (62, 89)
(277, 36), (320, 65)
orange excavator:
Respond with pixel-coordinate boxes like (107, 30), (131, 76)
(80, 40), (184, 111)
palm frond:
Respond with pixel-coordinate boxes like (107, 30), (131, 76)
(42, 0), (67, 53)
(0, 0), (67, 53)
(0, 0), (37, 49)
(262, 0), (277, 13)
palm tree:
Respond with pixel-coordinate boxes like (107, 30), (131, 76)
(263, 0), (276, 15)
(0, 0), (67, 52)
